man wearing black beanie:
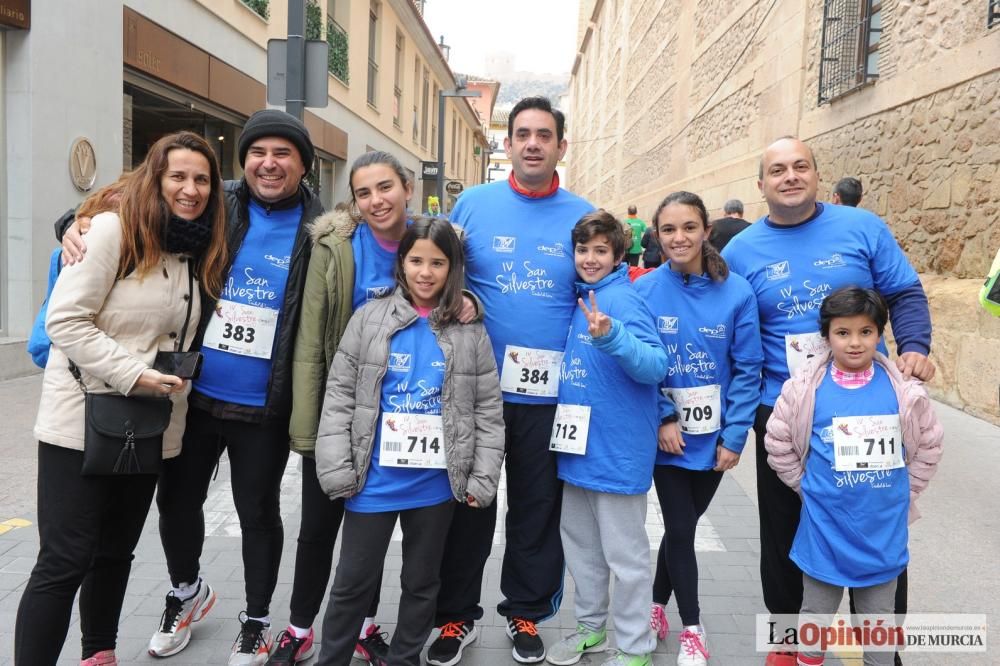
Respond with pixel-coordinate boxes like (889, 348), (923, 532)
(146, 108), (326, 665)
(56, 108), (335, 665)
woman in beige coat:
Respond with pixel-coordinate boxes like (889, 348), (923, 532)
(16, 131), (228, 666)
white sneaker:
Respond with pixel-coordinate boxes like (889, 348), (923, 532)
(147, 581), (217, 657)
(677, 626), (709, 665)
(228, 613), (273, 666)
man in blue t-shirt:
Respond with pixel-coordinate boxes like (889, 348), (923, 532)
(426, 97), (594, 666)
(722, 136), (934, 666)
(58, 110), (325, 664)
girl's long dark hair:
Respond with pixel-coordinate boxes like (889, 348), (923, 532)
(394, 217), (465, 325)
(651, 191), (729, 282)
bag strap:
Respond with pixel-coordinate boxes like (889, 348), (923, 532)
(176, 260), (195, 351)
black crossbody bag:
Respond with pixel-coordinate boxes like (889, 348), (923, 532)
(70, 262), (196, 476)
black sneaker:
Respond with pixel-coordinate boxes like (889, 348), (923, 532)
(353, 624), (390, 665)
(266, 628), (315, 665)
(506, 617), (545, 663)
(426, 620), (479, 666)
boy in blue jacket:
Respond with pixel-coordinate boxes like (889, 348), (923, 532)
(547, 211), (667, 666)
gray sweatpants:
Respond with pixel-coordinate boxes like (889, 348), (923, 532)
(560, 483), (657, 656)
(800, 573), (897, 665)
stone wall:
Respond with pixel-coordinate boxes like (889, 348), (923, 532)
(567, 0), (1000, 422)
(808, 72), (1000, 281)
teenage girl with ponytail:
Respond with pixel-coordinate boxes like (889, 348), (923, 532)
(633, 192), (763, 665)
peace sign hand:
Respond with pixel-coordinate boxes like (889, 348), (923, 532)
(578, 290), (612, 338)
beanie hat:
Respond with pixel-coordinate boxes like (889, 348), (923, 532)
(238, 109), (315, 175)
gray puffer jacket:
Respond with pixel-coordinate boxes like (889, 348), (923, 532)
(315, 288), (505, 506)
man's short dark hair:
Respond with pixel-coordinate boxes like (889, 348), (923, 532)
(508, 96), (565, 143)
(627, 205), (637, 215)
(833, 177), (863, 207)
(723, 199), (744, 216)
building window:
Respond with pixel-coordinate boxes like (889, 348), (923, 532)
(393, 31), (404, 128)
(817, 0), (882, 104)
(412, 57), (421, 142)
(990, 0), (1000, 27)
(367, 1), (380, 107)
(431, 83), (439, 157)
(421, 68), (430, 149)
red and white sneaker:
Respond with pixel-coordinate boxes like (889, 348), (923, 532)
(229, 613), (273, 666)
(148, 581), (217, 657)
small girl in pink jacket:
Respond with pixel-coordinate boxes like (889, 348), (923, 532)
(764, 287), (942, 666)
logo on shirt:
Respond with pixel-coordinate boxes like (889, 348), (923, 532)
(492, 236), (517, 253)
(537, 242), (566, 257)
(698, 324), (726, 339)
(766, 261), (790, 281)
(388, 353), (411, 372)
(658, 316), (679, 334)
(813, 253), (846, 269)
(819, 426), (834, 443)
(367, 286), (392, 301)
(265, 254), (290, 271)
(431, 360), (446, 371)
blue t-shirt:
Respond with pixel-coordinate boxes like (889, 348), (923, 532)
(195, 200), (300, 406)
(722, 203), (920, 405)
(347, 315), (453, 513)
(352, 222), (402, 310)
(555, 265), (665, 495)
(635, 264), (763, 470)
(451, 181), (594, 404)
(790, 366), (910, 587)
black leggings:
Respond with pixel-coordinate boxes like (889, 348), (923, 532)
(288, 455), (380, 629)
(652, 464), (723, 626)
(15, 443), (157, 664)
(156, 406), (289, 617)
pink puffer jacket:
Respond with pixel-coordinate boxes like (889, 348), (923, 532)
(764, 351), (943, 523)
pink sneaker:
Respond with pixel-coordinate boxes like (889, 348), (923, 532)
(268, 628), (316, 665)
(650, 603), (670, 640)
(80, 650), (117, 666)
(678, 627), (709, 666)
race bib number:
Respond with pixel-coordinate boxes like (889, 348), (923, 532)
(785, 331), (829, 377)
(549, 404), (591, 455)
(831, 414), (904, 472)
(663, 384), (722, 434)
(202, 299), (278, 359)
(379, 413), (446, 469)
(500, 346), (562, 397)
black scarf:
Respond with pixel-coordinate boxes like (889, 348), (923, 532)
(164, 212), (213, 257)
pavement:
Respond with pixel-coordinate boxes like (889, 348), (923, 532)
(0, 372), (996, 665)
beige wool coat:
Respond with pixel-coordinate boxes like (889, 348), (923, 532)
(33, 212), (201, 458)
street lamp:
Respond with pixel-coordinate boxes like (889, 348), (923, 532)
(436, 78), (481, 212)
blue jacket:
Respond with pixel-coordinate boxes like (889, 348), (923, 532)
(556, 263), (667, 494)
(635, 263), (763, 470)
(27, 248), (62, 368)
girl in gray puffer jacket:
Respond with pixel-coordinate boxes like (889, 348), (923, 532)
(314, 217), (505, 666)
